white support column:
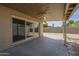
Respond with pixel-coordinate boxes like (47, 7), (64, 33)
(39, 16), (44, 37)
(63, 19), (67, 45)
(39, 22), (43, 37)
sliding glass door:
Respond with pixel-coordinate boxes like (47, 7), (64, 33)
(12, 18), (39, 42)
(25, 22), (33, 38)
(12, 18), (25, 42)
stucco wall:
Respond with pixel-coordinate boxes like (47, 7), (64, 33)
(44, 27), (79, 34)
(0, 5), (41, 51)
(44, 27), (63, 33)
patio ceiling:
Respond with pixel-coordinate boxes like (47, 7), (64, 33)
(0, 3), (77, 21)
(65, 3), (77, 20)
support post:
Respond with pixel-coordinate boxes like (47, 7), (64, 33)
(39, 17), (44, 37)
(63, 18), (67, 46)
(39, 22), (43, 37)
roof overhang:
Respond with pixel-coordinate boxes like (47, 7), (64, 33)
(0, 3), (77, 21)
(64, 3), (77, 20)
(44, 4), (65, 21)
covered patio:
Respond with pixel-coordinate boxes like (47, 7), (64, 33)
(1, 33), (68, 56)
(0, 3), (78, 56)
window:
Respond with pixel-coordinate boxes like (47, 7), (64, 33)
(34, 23), (39, 32)
(12, 18), (25, 42)
(13, 23), (17, 36)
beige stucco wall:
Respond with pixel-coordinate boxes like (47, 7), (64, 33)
(0, 5), (43, 51)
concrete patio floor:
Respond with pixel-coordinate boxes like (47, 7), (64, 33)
(1, 33), (69, 56)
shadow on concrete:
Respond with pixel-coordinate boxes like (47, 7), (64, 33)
(67, 41), (79, 56)
(0, 36), (68, 56)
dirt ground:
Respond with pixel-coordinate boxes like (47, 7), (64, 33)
(44, 33), (79, 56)
(67, 34), (79, 56)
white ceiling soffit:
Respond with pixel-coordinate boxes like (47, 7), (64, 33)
(1, 3), (65, 21)
(44, 4), (65, 21)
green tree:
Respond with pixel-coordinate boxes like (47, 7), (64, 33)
(43, 24), (48, 27)
(67, 20), (74, 26)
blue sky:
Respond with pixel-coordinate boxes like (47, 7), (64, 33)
(69, 8), (79, 22)
(47, 21), (63, 27)
(47, 8), (79, 27)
